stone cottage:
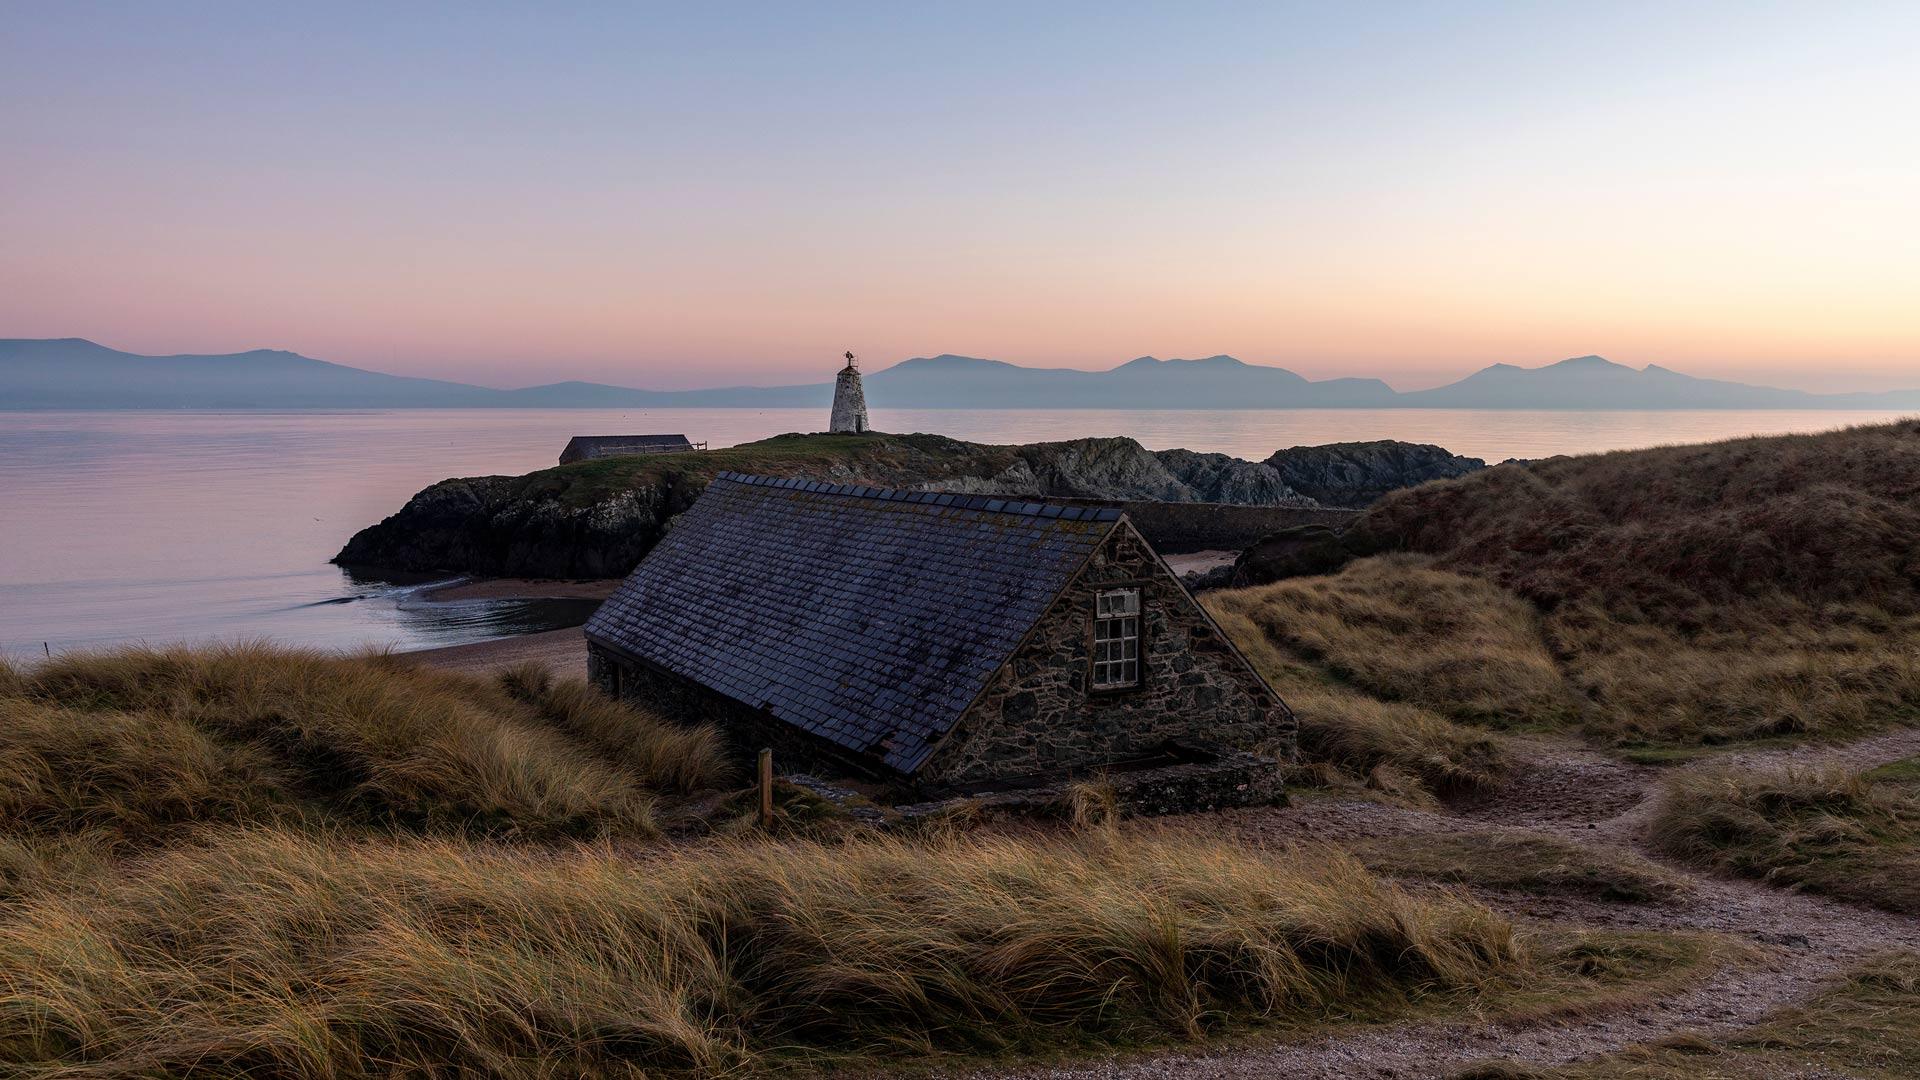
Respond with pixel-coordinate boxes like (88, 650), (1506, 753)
(584, 472), (1294, 800)
(558, 434), (698, 465)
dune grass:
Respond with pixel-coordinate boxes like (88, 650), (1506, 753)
(1205, 591), (1506, 801)
(1212, 555), (1577, 730)
(1358, 421), (1920, 621)
(0, 826), (1527, 1077)
(1547, 602), (1920, 748)
(1210, 547), (1920, 763)
(1648, 761), (1920, 914)
(0, 644), (729, 858)
(1357, 831), (1688, 904)
(1452, 951), (1920, 1079)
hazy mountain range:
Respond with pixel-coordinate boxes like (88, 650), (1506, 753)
(4, 338), (1918, 411)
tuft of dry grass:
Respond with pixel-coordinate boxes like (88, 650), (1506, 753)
(0, 826), (1526, 1076)
(1066, 777), (1121, 830)
(0, 644), (728, 850)
(1648, 762), (1920, 914)
(1357, 831), (1688, 904)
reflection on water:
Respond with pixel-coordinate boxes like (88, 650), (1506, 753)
(2, 406), (1913, 655)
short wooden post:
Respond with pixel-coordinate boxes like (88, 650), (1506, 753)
(757, 748), (775, 829)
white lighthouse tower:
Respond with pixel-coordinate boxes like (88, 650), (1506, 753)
(829, 350), (870, 434)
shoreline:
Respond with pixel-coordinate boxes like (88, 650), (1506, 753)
(400, 577), (618, 679)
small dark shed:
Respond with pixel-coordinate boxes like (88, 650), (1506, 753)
(558, 434), (697, 465)
(584, 473), (1295, 793)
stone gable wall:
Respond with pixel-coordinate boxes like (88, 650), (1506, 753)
(919, 521), (1296, 785)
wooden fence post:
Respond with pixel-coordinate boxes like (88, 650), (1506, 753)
(758, 748), (774, 829)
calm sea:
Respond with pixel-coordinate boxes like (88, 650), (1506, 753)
(2, 407), (1911, 657)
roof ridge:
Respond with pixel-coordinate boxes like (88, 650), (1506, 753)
(712, 471), (1123, 522)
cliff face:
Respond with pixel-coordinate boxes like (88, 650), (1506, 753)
(334, 432), (1476, 578)
(333, 475), (694, 579)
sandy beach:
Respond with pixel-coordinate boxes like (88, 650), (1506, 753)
(398, 577), (618, 679)
(403, 626), (589, 680)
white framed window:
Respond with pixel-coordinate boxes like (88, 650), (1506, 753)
(1092, 588), (1142, 690)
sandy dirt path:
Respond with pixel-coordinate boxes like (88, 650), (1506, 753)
(955, 729), (1920, 1080)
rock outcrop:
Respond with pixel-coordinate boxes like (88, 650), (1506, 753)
(1228, 524), (1370, 588)
(1153, 449), (1313, 505)
(334, 432), (1470, 579)
(1263, 441), (1485, 508)
(332, 476), (700, 579)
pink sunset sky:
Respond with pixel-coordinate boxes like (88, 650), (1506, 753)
(4, 3), (1917, 392)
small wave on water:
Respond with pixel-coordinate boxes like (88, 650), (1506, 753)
(282, 576), (468, 611)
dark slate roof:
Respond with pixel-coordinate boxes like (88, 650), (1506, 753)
(585, 473), (1123, 774)
(561, 435), (693, 460)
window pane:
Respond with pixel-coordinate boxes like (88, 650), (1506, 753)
(1092, 589), (1143, 689)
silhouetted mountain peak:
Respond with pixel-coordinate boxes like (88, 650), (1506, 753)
(886, 354), (1018, 371)
(7, 339), (1918, 411)
(1548, 354), (1625, 370)
(1118, 354), (1247, 369)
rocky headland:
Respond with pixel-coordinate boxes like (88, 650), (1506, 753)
(334, 432), (1483, 579)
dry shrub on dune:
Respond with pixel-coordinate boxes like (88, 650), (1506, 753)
(0, 644), (729, 849)
(0, 826), (1525, 1076)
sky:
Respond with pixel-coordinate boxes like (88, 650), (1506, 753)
(3, 2), (1918, 392)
